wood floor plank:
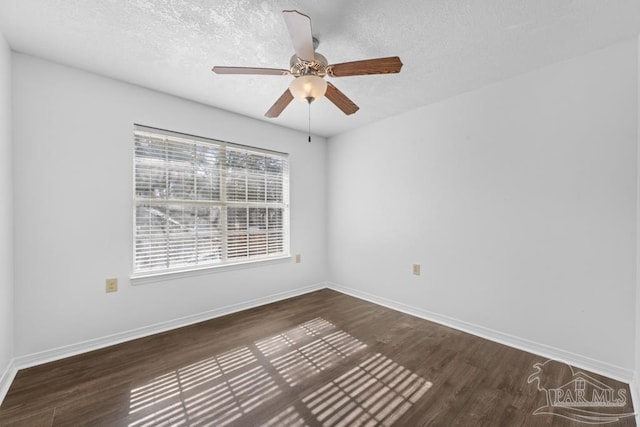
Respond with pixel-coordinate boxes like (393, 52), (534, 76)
(0, 289), (635, 426)
(0, 406), (54, 427)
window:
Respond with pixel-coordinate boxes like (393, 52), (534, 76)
(133, 125), (289, 275)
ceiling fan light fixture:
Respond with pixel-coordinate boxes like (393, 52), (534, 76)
(289, 75), (327, 103)
(213, 10), (402, 118)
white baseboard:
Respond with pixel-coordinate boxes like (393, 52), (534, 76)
(327, 282), (634, 383)
(0, 358), (17, 406)
(13, 283), (326, 372)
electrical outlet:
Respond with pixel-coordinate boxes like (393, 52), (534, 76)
(105, 278), (118, 293)
(295, 254), (301, 263)
(412, 264), (421, 276)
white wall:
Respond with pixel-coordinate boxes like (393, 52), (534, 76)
(0, 33), (13, 383)
(328, 38), (637, 375)
(635, 34), (640, 405)
(12, 53), (327, 358)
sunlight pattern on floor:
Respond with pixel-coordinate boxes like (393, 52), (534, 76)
(302, 353), (433, 426)
(259, 318), (368, 386)
(129, 346), (256, 416)
(261, 405), (308, 427)
(255, 318), (335, 357)
(181, 365), (279, 426)
(128, 318), (432, 426)
(128, 345), (277, 426)
(128, 371), (183, 417)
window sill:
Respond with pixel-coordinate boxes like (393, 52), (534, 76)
(130, 255), (292, 285)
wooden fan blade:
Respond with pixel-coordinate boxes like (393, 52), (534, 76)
(325, 82), (359, 115)
(212, 66), (290, 76)
(329, 56), (403, 77)
(265, 89), (294, 118)
(283, 10), (315, 62)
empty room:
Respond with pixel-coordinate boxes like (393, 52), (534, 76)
(1, 1), (640, 426)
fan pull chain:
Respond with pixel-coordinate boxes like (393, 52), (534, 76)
(308, 101), (311, 143)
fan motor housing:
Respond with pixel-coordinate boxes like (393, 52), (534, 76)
(290, 53), (328, 77)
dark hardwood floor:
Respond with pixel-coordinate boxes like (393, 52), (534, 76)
(0, 289), (635, 426)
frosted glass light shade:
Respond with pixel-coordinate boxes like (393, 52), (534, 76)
(289, 75), (327, 103)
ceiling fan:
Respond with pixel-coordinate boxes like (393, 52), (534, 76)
(212, 10), (403, 118)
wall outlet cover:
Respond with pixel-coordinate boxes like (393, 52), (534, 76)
(106, 278), (118, 293)
(412, 264), (421, 276)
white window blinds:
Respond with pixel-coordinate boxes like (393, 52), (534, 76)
(133, 125), (290, 274)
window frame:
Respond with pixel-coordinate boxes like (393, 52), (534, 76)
(131, 124), (290, 280)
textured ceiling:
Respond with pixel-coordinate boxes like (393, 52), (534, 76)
(0, 1), (639, 137)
